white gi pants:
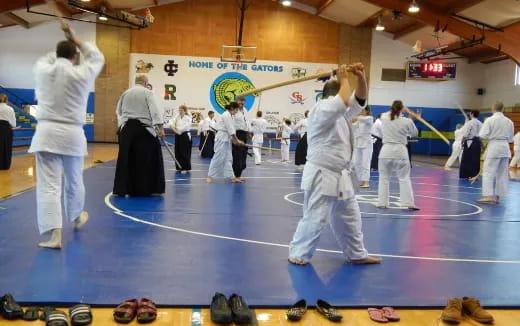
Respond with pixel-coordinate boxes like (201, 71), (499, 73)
(289, 175), (368, 262)
(208, 137), (234, 179)
(35, 152), (85, 234)
(378, 158), (415, 207)
(445, 141), (462, 167)
(510, 149), (520, 168)
(281, 139), (290, 162)
(483, 157), (509, 197)
(353, 146), (373, 182)
(253, 142), (262, 164)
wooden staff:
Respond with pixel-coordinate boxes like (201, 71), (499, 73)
(237, 66), (353, 96)
(456, 104), (469, 121)
(199, 132), (209, 155)
(405, 109), (450, 145)
(246, 144), (281, 152)
(163, 140), (182, 169)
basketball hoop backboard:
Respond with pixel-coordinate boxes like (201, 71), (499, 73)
(221, 45), (257, 63)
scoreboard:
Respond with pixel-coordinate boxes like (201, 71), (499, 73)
(407, 62), (457, 80)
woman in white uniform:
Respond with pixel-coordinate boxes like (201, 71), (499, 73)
(280, 119), (293, 163)
(250, 111), (268, 165)
(377, 100), (419, 210)
(510, 132), (520, 169)
(352, 107), (373, 188)
(444, 124), (464, 170)
(207, 102), (245, 183)
(170, 105), (192, 173)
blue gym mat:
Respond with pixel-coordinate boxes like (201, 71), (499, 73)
(1, 152), (519, 307)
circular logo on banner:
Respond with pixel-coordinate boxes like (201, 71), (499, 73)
(209, 72), (256, 114)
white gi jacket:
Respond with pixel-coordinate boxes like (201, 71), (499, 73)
(454, 128), (463, 145)
(251, 118), (268, 143)
(353, 116), (373, 148)
(0, 103), (16, 127)
(514, 132), (520, 151)
(479, 112), (514, 158)
(294, 118), (308, 135)
(30, 42), (105, 156)
(201, 117), (216, 133)
(379, 112), (418, 160)
(233, 109), (250, 132)
(372, 118), (382, 139)
(302, 93), (366, 200)
(170, 115), (192, 134)
(281, 124), (293, 139)
(116, 85), (163, 136)
(215, 111), (236, 142)
(460, 118), (483, 140)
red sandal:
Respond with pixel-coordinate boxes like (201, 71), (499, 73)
(136, 298), (157, 324)
(113, 299), (138, 324)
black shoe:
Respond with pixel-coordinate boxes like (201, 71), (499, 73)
(286, 299), (307, 321)
(229, 294), (252, 325)
(316, 299), (342, 322)
(0, 294), (24, 320)
(210, 293), (232, 324)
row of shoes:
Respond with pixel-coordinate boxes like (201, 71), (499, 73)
(113, 298), (157, 324)
(0, 294), (92, 326)
(210, 293), (253, 325)
(286, 299), (343, 322)
(442, 297), (494, 324)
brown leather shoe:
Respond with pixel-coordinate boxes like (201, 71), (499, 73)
(462, 297), (494, 324)
(441, 298), (462, 324)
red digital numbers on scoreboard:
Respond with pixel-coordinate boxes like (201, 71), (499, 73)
(422, 63), (444, 73)
(408, 62), (456, 80)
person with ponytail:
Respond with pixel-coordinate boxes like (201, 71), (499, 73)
(377, 100), (419, 210)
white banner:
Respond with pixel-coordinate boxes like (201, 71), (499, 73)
(130, 53), (336, 130)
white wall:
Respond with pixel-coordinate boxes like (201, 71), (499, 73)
(0, 18), (96, 90)
(369, 31), (486, 109)
(482, 60), (519, 108)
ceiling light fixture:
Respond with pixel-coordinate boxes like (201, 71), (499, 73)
(375, 15), (385, 31)
(408, 0), (420, 13)
(281, 0), (292, 6)
(98, 15), (108, 21)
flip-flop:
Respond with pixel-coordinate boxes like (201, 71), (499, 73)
(316, 299), (342, 322)
(22, 307), (41, 321)
(46, 310), (69, 326)
(136, 298), (157, 324)
(113, 299), (138, 324)
(286, 299), (307, 321)
(368, 308), (388, 323)
(69, 304), (92, 326)
(381, 307), (400, 322)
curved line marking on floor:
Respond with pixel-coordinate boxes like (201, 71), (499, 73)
(284, 192), (484, 217)
(104, 192), (520, 264)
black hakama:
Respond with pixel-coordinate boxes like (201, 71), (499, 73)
(459, 137), (482, 179)
(370, 136), (382, 171)
(0, 120), (13, 170)
(175, 131), (192, 171)
(201, 131), (215, 158)
(294, 133), (307, 166)
(232, 130), (248, 177)
(113, 119), (165, 196)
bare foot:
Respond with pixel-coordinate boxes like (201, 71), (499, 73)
(288, 257), (308, 265)
(444, 166), (452, 171)
(239, 177), (246, 182)
(38, 229), (62, 249)
(206, 177), (213, 183)
(359, 182), (370, 188)
(74, 211), (89, 230)
(231, 177), (241, 183)
(351, 256), (382, 265)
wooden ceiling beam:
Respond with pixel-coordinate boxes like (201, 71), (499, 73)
(0, 0), (45, 14)
(480, 54), (510, 64)
(393, 21), (426, 39)
(448, 0), (486, 14)
(316, 0), (334, 16)
(5, 12), (30, 29)
(357, 8), (387, 27)
(361, 0), (520, 64)
(468, 52), (504, 64)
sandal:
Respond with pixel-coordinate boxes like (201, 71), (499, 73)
(113, 299), (138, 324)
(136, 298), (157, 324)
(368, 308), (388, 323)
(22, 307), (42, 321)
(286, 299), (307, 321)
(316, 299), (342, 322)
(69, 304), (92, 326)
(0, 293), (24, 320)
(46, 310), (69, 326)
(381, 307), (400, 322)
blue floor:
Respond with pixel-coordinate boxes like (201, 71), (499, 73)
(1, 152), (520, 308)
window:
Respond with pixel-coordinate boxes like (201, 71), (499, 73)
(516, 65), (520, 86)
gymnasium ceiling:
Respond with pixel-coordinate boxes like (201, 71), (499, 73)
(0, 0), (519, 64)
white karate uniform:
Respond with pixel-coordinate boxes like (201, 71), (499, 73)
(208, 111), (236, 179)
(372, 118), (382, 139)
(352, 116), (373, 182)
(289, 93), (369, 263)
(445, 128), (464, 167)
(510, 132), (520, 168)
(170, 114), (192, 136)
(251, 118), (268, 164)
(29, 42), (104, 234)
(294, 118), (308, 136)
(0, 103), (16, 127)
(377, 112), (418, 208)
(479, 112), (515, 197)
(116, 85), (163, 136)
(281, 124), (292, 162)
(233, 109), (249, 132)
(460, 118), (482, 146)
(201, 117), (216, 134)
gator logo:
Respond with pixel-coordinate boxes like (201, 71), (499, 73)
(209, 72), (256, 114)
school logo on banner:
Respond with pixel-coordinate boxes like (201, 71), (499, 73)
(164, 60), (179, 77)
(164, 84), (176, 100)
(291, 67), (306, 79)
(135, 60), (154, 73)
(209, 72), (256, 114)
(290, 91), (306, 105)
